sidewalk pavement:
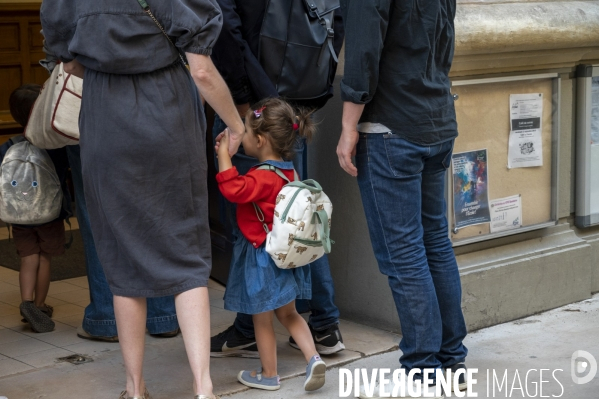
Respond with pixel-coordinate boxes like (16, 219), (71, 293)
(228, 294), (599, 399)
(0, 255), (597, 398)
(0, 264), (399, 399)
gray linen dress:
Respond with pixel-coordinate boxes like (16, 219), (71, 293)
(41, 0), (222, 297)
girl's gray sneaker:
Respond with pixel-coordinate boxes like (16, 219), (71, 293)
(237, 369), (280, 391)
(304, 355), (326, 391)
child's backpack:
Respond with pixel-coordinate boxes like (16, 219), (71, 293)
(254, 165), (333, 269)
(0, 140), (63, 225)
(259, 0), (340, 103)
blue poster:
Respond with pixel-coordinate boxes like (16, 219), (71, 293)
(452, 149), (491, 229)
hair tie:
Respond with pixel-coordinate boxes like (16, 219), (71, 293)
(292, 123), (299, 130)
(253, 106), (266, 118)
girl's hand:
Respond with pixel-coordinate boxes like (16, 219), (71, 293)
(216, 129), (234, 172)
(215, 128), (230, 156)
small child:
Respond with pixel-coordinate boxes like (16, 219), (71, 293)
(6, 84), (70, 333)
(215, 97), (326, 392)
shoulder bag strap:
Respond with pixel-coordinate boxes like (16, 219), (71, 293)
(252, 164), (295, 232)
(136, 0), (187, 66)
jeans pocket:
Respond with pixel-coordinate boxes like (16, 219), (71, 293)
(441, 139), (455, 169)
(383, 134), (424, 177)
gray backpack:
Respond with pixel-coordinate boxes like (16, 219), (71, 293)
(0, 141), (62, 225)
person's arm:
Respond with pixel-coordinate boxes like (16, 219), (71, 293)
(40, 4), (76, 65)
(216, 128), (233, 172)
(187, 53), (245, 156)
(216, 168), (276, 204)
(337, 102), (364, 176)
(339, 0), (391, 106)
(212, 0), (278, 105)
(336, 0), (391, 176)
(212, 0), (252, 110)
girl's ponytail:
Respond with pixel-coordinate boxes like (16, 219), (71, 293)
(295, 107), (316, 143)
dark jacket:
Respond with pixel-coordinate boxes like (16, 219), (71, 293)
(211, 0), (345, 110)
(340, 0), (458, 145)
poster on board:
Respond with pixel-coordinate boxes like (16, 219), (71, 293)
(490, 195), (522, 233)
(452, 149), (491, 229)
(508, 93), (543, 168)
(591, 77), (599, 146)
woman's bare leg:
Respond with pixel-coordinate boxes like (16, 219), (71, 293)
(175, 287), (214, 396)
(253, 311), (277, 377)
(274, 301), (317, 362)
(114, 295), (147, 397)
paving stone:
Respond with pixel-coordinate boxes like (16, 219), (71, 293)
(0, 357), (34, 378)
(15, 347), (76, 368)
(0, 337), (56, 357)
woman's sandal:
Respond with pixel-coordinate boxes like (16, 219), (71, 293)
(194, 395), (218, 399)
(118, 388), (150, 399)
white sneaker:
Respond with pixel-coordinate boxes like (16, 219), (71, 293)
(358, 380), (444, 398)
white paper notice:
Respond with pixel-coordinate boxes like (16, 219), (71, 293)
(490, 195), (522, 233)
(508, 93), (543, 168)
(591, 77), (599, 146)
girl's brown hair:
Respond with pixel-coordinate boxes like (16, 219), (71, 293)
(246, 98), (316, 160)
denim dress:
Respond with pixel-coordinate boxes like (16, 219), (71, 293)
(223, 160), (311, 314)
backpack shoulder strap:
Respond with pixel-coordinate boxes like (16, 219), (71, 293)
(255, 164), (293, 183)
(252, 164), (297, 233)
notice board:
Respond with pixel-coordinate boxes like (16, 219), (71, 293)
(449, 76), (558, 245)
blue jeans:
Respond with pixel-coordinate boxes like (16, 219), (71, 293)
(212, 116), (340, 336)
(66, 145), (178, 336)
(355, 133), (468, 372)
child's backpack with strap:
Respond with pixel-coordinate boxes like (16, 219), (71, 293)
(0, 140), (63, 225)
(259, 0), (340, 103)
(253, 165), (333, 269)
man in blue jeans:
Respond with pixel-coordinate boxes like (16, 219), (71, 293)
(336, 0), (468, 397)
(208, 0), (345, 358)
(66, 146), (179, 341)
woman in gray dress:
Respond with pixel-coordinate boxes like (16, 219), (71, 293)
(41, 1), (245, 398)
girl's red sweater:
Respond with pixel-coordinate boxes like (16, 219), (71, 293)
(216, 166), (295, 248)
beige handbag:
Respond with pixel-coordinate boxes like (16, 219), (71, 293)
(24, 62), (81, 149)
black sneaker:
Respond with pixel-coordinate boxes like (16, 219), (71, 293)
(21, 304), (53, 323)
(289, 324), (345, 355)
(210, 325), (259, 358)
(446, 363), (468, 392)
(20, 301), (55, 333)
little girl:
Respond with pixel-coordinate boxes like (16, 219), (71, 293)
(215, 97), (326, 392)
